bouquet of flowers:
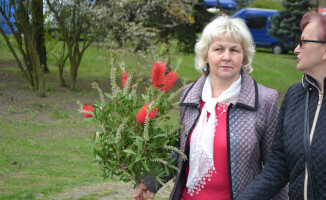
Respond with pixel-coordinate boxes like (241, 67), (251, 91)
(79, 44), (187, 189)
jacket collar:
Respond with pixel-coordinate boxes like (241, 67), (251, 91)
(237, 71), (258, 111)
(302, 73), (325, 92)
(180, 71), (258, 111)
(180, 75), (206, 108)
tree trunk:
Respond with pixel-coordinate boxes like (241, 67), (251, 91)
(59, 66), (65, 87)
(39, 64), (46, 97)
(69, 61), (77, 90)
(32, 0), (49, 73)
(26, 35), (43, 95)
(58, 43), (68, 87)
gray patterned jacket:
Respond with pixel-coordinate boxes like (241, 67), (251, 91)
(146, 72), (288, 200)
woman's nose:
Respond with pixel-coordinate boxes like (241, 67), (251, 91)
(222, 50), (231, 61)
(294, 44), (300, 54)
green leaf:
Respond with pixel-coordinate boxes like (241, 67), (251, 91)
(108, 160), (117, 167)
(135, 154), (142, 162)
(122, 178), (131, 183)
(165, 165), (169, 176)
(93, 148), (101, 156)
(104, 92), (113, 100)
(123, 149), (137, 155)
(141, 160), (150, 172)
(128, 161), (135, 171)
(141, 94), (147, 101)
(94, 155), (102, 162)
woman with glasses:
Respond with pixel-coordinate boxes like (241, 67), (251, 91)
(238, 13), (326, 200)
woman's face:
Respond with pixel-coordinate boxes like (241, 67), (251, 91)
(206, 36), (244, 82)
(294, 22), (326, 76)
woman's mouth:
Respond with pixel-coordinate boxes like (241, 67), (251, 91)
(220, 66), (232, 69)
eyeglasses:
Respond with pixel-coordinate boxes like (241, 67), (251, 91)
(299, 39), (326, 48)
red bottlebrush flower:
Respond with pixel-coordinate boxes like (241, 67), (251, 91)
(121, 71), (128, 87)
(136, 103), (158, 125)
(161, 71), (178, 92)
(152, 62), (166, 89)
(82, 105), (94, 118)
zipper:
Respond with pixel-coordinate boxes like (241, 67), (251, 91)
(304, 75), (324, 143)
(226, 103), (234, 200)
(173, 104), (200, 200)
(303, 75), (324, 200)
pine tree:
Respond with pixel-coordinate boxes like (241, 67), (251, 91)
(269, 0), (313, 43)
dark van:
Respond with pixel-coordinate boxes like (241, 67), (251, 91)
(232, 8), (294, 54)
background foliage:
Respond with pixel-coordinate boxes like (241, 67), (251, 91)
(269, 0), (312, 43)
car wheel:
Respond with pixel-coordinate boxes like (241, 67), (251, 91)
(272, 44), (283, 54)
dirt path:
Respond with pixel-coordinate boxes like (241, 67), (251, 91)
(52, 182), (135, 200)
(51, 180), (173, 200)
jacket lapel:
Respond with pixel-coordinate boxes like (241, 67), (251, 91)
(180, 76), (206, 107)
(179, 76), (206, 154)
(236, 71), (258, 111)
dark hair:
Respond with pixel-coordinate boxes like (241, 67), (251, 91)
(301, 13), (326, 41)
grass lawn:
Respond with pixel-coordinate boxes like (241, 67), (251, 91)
(251, 48), (302, 97)
(0, 119), (103, 199)
(0, 39), (301, 199)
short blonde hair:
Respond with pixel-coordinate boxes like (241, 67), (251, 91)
(195, 16), (255, 75)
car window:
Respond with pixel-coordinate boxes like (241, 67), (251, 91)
(245, 16), (267, 30)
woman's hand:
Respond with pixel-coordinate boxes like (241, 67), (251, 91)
(133, 182), (155, 200)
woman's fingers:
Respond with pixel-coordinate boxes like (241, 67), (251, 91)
(133, 183), (148, 200)
(142, 189), (155, 199)
(133, 183), (155, 200)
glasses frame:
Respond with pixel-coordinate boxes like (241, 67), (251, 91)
(299, 39), (326, 48)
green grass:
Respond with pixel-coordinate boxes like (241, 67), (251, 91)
(0, 37), (15, 61)
(251, 48), (302, 98)
(0, 119), (106, 200)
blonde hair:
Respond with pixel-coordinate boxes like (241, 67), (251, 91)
(195, 16), (255, 75)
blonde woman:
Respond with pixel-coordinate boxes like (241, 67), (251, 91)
(133, 16), (288, 200)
